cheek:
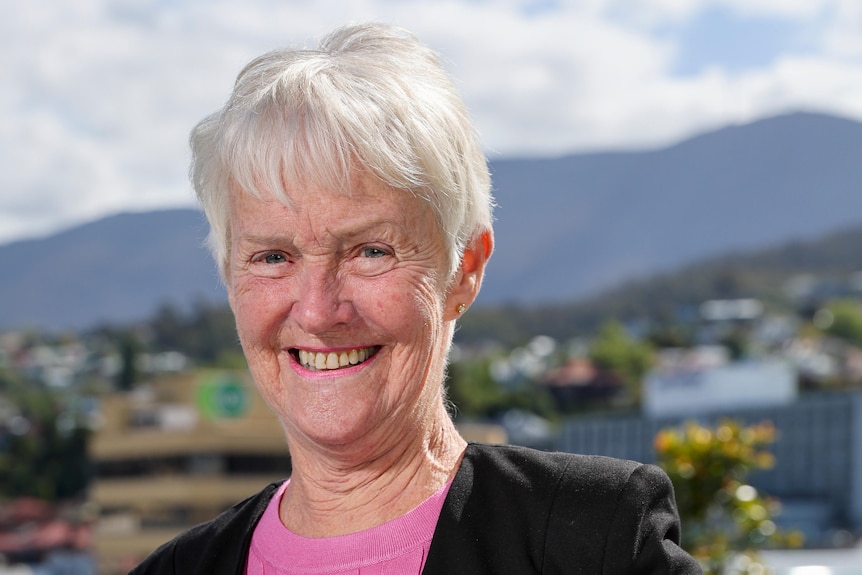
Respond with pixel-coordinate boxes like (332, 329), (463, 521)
(230, 287), (288, 404)
(418, 272), (447, 319)
(403, 277), (446, 348)
(230, 281), (286, 346)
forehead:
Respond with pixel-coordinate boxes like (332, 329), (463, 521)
(228, 172), (437, 240)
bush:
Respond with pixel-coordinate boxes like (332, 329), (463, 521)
(655, 420), (803, 574)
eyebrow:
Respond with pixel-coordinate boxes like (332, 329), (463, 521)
(236, 218), (410, 246)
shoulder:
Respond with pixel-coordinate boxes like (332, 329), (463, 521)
(462, 442), (680, 534)
(438, 444), (652, 558)
(129, 481), (282, 575)
(427, 443), (700, 574)
(462, 441), (648, 493)
(453, 442), (660, 534)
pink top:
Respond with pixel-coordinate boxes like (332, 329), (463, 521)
(245, 479), (452, 575)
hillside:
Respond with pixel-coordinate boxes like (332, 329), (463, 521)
(2, 111), (862, 331)
(459, 224), (862, 345)
(483, 111), (862, 304)
(0, 210), (224, 330)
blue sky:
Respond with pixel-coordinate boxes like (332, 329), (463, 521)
(3, 0), (862, 245)
(670, 5), (812, 75)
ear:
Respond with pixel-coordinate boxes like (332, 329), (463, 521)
(444, 229), (494, 321)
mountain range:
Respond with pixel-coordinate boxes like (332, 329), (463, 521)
(2, 111), (862, 331)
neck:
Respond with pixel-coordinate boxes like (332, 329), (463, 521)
(280, 404), (467, 537)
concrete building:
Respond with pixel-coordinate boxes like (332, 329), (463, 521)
(88, 370), (291, 574)
(643, 352), (798, 418)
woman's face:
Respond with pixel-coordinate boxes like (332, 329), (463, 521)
(226, 173), (466, 453)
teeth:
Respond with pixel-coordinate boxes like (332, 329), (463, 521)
(297, 347), (376, 371)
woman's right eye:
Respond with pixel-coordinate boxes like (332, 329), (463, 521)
(245, 250), (293, 278)
(249, 251), (290, 267)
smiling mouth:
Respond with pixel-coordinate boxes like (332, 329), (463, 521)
(294, 346), (381, 371)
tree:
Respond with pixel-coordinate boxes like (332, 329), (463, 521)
(445, 357), (556, 421)
(654, 420), (802, 575)
(0, 369), (90, 501)
(116, 333), (140, 391)
(445, 358), (504, 418)
(588, 321), (654, 403)
(148, 300), (243, 366)
(822, 299), (862, 347)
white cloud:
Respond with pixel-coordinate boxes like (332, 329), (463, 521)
(608, 0), (829, 24)
(711, 0), (829, 19)
(819, 0), (862, 60)
(3, 0), (862, 245)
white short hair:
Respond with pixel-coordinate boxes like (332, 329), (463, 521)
(190, 22), (493, 280)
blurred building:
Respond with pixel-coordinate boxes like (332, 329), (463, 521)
(0, 498), (93, 571)
(643, 347), (797, 417)
(559, 390), (862, 546)
(537, 357), (626, 412)
(89, 370), (291, 574)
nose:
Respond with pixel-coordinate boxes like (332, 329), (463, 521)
(292, 261), (353, 334)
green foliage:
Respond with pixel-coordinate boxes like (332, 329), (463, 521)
(445, 358), (556, 421)
(822, 299), (862, 347)
(116, 333), (140, 391)
(720, 327), (749, 361)
(446, 359), (505, 417)
(90, 299), (244, 371)
(588, 321), (654, 401)
(655, 420), (803, 575)
(646, 322), (694, 349)
(0, 369), (90, 501)
(147, 300), (242, 366)
(453, 305), (537, 348)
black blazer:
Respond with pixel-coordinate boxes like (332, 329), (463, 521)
(130, 443), (702, 574)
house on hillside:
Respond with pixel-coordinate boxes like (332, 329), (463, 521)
(536, 357), (626, 412)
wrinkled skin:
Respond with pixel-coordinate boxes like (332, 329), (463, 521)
(225, 172), (491, 536)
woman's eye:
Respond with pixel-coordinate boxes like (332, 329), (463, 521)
(247, 251), (292, 278)
(262, 252), (287, 264)
(362, 247), (388, 259)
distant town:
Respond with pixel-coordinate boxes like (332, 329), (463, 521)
(2, 267), (862, 574)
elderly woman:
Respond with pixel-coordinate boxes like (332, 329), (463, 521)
(131, 23), (701, 575)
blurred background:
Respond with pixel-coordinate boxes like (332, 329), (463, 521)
(3, 1), (862, 573)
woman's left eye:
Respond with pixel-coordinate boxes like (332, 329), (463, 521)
(362, 247), (388, 258)
(262, 252), (287, 264)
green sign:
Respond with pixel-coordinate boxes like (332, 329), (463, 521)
(197, 374), (249, 419)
